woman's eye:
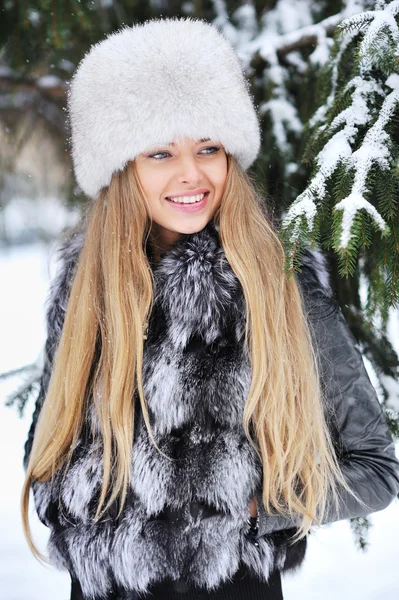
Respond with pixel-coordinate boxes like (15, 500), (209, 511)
(201, 146), (220, 155)
(149, 152), (170, 160)
(148, 146), (220, 160)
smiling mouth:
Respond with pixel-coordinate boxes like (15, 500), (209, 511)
(165, 192), (209, 204)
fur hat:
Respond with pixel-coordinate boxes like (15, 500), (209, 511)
(67, 17), (261, 199)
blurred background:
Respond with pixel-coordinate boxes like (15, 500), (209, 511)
(1, 1), (399, 598)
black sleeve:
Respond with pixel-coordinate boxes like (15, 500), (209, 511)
(304, 280), (399, 524)
(257, 250), (399, 536)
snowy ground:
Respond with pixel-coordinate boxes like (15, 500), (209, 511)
(1, 242), (398, 600)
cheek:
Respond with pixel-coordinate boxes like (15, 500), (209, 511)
(207, 157), (227, 188)
(215, 164), (228, 193)
(138, 169), (165, 200)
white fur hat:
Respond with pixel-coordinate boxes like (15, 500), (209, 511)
(67, 17), (261, 199)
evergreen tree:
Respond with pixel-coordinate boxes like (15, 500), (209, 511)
(277, 0), (399, 448)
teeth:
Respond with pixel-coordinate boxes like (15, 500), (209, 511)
(167, 193), (206, 204)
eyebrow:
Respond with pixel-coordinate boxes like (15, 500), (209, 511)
(167, 138), (211, 146)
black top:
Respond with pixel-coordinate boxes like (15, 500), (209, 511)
(70, 561), (283, 600)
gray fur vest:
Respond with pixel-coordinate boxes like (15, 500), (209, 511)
(25, 220), (399, 599)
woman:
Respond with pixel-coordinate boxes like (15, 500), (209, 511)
(21, 17), (399, 600)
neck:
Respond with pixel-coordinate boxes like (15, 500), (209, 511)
(148, 225), (183, 263)
(147, 220), (218, 264)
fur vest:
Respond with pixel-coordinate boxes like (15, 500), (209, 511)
(24, 220), (399, 600)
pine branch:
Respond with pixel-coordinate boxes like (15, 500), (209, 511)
(349, 516), (372, 551)
(249, 2), (364, 160)
(280, 2), (399, 314)
(384, 408), (399, 439)
(2, 363), (42, 418)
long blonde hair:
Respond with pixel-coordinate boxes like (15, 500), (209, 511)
(22, 153), (362, 561)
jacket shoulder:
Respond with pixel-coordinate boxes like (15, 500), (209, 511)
(293, 247), (338, 320)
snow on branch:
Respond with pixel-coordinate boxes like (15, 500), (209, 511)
(334, 81), (399, 247)
(248, 1), (364, 159)
(250, 3), (364, 68)
(309, 32), (357, 130)
(281, 76), (385, 247)
(329, 77), (383, 131)
(281, 1), (399, 265)
(217, 1), (366, 160)
(260, 97), (303, 154)
(338, 0), (399, 73)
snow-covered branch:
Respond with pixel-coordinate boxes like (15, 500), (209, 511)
(281, 0), (399, 260)
(339, 0), (399, 74)
(309, 31), (359, 130)
(334, 79), (399, 247)
(249, 1), (365, 68)
(246, 1), (364, 159)
(281, 76), (386, 248)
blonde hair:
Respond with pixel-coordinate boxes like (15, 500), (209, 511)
(22, 154), (362, 562)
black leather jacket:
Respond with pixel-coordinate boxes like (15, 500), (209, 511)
(255, 258), (399, 536)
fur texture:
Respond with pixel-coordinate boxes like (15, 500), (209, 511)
(67, 17), (261, 199)
(25, 220), (399, 599)
(26, 222), (305, 598)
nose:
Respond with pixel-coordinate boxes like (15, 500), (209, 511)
(177, 154), (204, 185)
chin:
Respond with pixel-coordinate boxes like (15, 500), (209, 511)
(172, 218), (213, 235)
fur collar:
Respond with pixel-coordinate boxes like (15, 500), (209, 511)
(147, 220), (247, 350)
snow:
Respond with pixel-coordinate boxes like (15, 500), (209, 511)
(386, 72), (399, 90)
(58, 59), (76, 73)
(308, 33), (355, 129)
(259, 0), (315, 36)
(308, 29), (334, 66)
(341, 1), (399, 74)
(281, 1), (399, 251)
(0, 242), (70, 599)
(281, 123), (359, 246)
(228, 0), (364, 160)
(284, 51), (308, 73)
(37, 75), (64, 89)
(27, 9), (40, 26)
(213, 0), (363, 159)
(330, 77), (382, 131)
(332, 82), (399, 247)
(214, 1), (365, 163)
(1, 197), (80, 245)
(280, 190), (318, 247)
(259, 97), (303, 154)
(283, 76), (393, 247)
(252, 2), (364, 67)
(1, 242), (399, 599)
(334, 193), (388, 248)
(212, 2), (258, 69)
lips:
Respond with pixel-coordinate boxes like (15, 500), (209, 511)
(165, 191), (210, 212)
(165, 189), (210, 199)
(166, 192), (208, 203)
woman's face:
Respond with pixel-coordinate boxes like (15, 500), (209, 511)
(135, 136), (228, 246)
